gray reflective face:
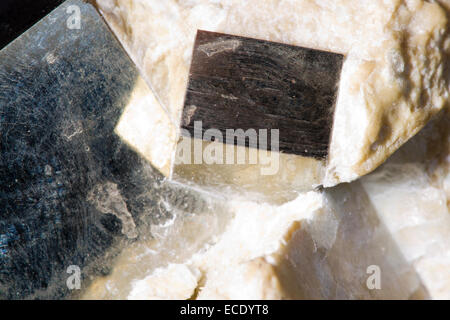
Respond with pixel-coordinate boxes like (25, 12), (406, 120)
(182, 30), (344, 159)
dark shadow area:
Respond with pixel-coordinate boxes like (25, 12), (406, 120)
(0, 0), (65, 50)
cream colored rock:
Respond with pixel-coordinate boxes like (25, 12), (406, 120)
(172, 137), (325, 203)
(196, 258), (284, 300)
(96, 0), (449, 199)
(82, 190), (323, 299)
(278, 114), (450, 299)
(82, 112), (450, 300)
(128, 264), (200, 300)
(115, 76), (176, 177)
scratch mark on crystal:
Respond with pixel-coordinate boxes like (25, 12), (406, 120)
(198, 39), (241, 57)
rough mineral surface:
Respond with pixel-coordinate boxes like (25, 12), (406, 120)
(82, 0), (450, 299)
(95, 0), (450, 188)
(83, 110), (450, 300)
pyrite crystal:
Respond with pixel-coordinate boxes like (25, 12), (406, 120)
(182, 30), (344, 158)
(0, 0), (212, 299)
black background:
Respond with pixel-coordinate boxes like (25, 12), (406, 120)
(0, 0), (65, 49)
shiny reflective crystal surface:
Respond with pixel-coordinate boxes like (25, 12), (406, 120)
(0, 0), (224, 299)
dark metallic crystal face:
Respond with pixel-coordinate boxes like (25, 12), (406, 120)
(181, 30), (344, 159)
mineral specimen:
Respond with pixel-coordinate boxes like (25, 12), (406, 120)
(95, 0), (450, 201)
(181, 30), (343, 158)
(172, 30), (343, 200)
(1, 0), (449, 300)
(0, 0), (174, 299)
(83, 111), (450, 300)
(84, 0), (450, 300)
